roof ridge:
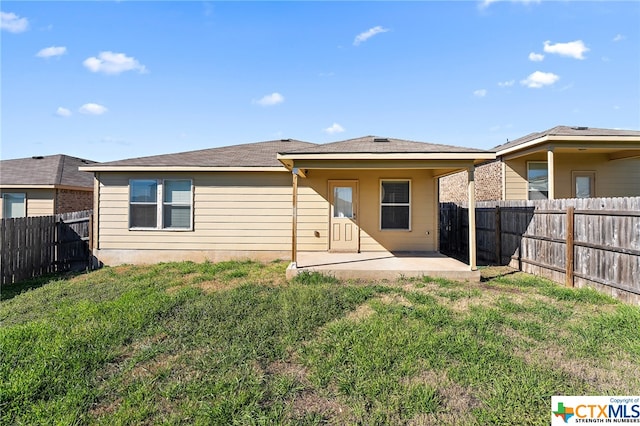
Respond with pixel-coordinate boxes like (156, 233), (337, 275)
(55, 154), (65, 186)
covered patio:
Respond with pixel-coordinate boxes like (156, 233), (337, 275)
(285, 250), (481, 281)
(277, 136), (495, 283)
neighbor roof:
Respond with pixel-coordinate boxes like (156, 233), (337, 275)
(494, 125), (640, 153)
(81, 139), (316, 171)
(0, 154), (96, 188)
(281, 135), (490, 154)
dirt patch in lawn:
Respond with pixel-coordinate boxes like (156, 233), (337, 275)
(266, 360), (312, 386)
(89, 396), (124, 418)
(406, 369), (482, 425)
(290, 390), (353, 423)
(513, 342), (640, 394)
(165, 278), (235, 294)
(379, 293), (414, 307)
(344, 303), (376, 322)
(266, 359), (353, 423)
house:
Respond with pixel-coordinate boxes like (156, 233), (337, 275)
(79, 137), (494, 275)
(439, 126), (640, 202)
(0, 154), (96, 219)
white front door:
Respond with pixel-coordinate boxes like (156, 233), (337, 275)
(329, 180), (359, 252)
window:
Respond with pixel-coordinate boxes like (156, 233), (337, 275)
(380, 180), (410, 230)
(129, 179), (192, 229)
(2, 193), (26, 218)
(572, 171), (595, 198)
(333, 186), (353, 218)
(527, 162), (548, 200)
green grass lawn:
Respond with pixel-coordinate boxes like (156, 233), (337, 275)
(1, 261), (639, 425)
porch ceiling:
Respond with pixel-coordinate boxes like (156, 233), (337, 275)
(501, 142), (640, 161)
(277, 158), (482, 174)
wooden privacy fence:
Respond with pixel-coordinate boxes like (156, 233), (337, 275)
(1, 210), (94, 285)
(440, 197), (640, 304)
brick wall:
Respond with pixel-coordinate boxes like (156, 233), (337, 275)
(439, 160), (503, 202)
(55, 189), (93, 214)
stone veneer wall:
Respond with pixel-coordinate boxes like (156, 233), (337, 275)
(55, 189), (93, 214)
(439, 160), (503, 203)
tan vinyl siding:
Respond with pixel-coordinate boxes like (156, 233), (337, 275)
(97, 172), (294, 251)
(0, 189), (56, 218)
(504, 153), (546, 200)
(553, 153), (640, 198)
(24, 189), (55, 217)
(504, 153), (640, 200)
(96, 168), (439, 257)
(300, 169), (437, 252)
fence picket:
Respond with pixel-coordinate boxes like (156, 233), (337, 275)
(440, 197), (640, 304)
(0, 210), (93, 285)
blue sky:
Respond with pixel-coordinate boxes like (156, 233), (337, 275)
(2, 1), (639, 162)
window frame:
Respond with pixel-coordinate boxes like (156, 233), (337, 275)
(379, 179), (411, 231)
(2, 192), (26, 219)
(571, 171), (596, 198)
(129, 179), (193, 231)
(527, 161), (548, 200)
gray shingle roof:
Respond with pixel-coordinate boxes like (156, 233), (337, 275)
(493, 125), (640, 152)
(280, 136), (490, 154)
(90, 139), (317, 168)
(0, 154), (96, 188)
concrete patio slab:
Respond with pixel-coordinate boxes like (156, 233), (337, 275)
(286, 251), (480, 282)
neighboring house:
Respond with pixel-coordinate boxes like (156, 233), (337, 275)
(439, 126), (640, 202)
(0, 154), (96, 219)
(80, 137), (493, 267)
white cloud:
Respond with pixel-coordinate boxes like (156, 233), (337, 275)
(520, 71), (560, 88)
(79, 103), (108, 115)
(613, 34), (625, 42)
(479, 0), (500, 8)
(253, 92), (284, 106)
(353, 26), (389, 46)
(528, 52), (544, 62)
(543, 40), (589, 60)
(324, 123), (345, 134)
(498, 80), (515, 87)
(56, 107), (72, 117)
(473, 89), (487, 97)
(479, 0), (540, 9)
(83, 51), (147, 75)
(1, 11), (28, 33)
(36, 46), (67, 58)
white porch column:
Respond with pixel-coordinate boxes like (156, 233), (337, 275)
(468, 166), (477, 271)
(547, 147), (555, 200)
(291, 168), (298, 267)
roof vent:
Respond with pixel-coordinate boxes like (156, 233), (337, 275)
(280, 138), (292, 142)
(373, 138), (389, 143)
(571, 126), (588, 130)
(32, 156), (44, 159)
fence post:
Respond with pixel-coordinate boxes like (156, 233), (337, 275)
(565, 206), (574, 287)
(89, 213), (94, 252)
(456, 205), (460, 256)
(495, 206), (501, 265)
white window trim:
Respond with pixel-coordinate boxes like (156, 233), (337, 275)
(129, 179), (193, 231)
(379, 179), (411, 231)
(527, 161), (548, 201)
(2, 192), (27, 219)
(571, 171), (596, 198)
